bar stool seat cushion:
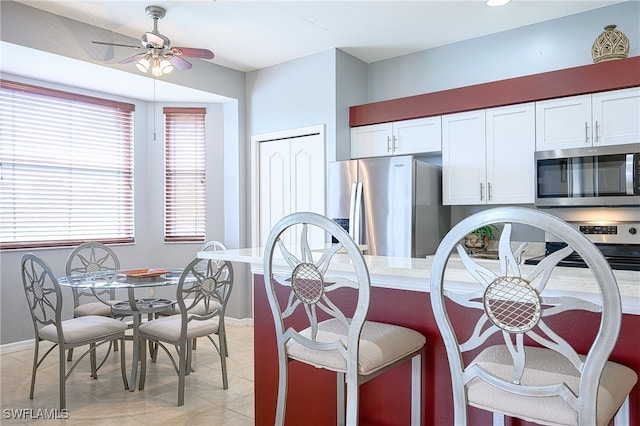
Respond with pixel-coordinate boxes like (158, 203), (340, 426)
(287, 318), (426, 376)
(467, 345), (638, 426)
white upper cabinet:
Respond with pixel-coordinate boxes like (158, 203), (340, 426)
(536, 87), (640, 151)
(351, 116), (441, 158)
(486, 103), (535, 204)
(592, 88), (640, 146)
(443, 103), (535, 205)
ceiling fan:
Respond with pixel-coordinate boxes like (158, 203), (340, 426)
(92, 5), (214, 77)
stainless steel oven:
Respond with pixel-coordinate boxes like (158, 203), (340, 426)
(524, 220), (640, 271)
(535, 143), (639, 207)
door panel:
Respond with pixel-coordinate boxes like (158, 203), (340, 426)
(258, 132), (325, 247)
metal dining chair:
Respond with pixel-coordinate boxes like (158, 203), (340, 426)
(138, 256), (234, 406)
(430, 207), (637, 426)
(65, 241), (126, 363)
(264, 212), (426, 425)
(21, 253), (129, 410)
(152, 239), (230, 360)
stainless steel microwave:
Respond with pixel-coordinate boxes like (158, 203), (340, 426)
(535, 143), (639, 207)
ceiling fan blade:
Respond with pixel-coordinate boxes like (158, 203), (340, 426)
(171, 47), (214, 60)
(119, 53), (147, 64)
(169, 55), (193, 70)
(93, 40), (142, 49)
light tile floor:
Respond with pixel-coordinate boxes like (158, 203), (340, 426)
(0, 326), (254, 425)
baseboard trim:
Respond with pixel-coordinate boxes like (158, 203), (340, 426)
(0, 317), (254, 355)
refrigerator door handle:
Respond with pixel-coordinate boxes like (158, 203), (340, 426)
(349, 182), (363, 244)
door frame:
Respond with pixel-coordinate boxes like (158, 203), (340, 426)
(250, 124), (326, 248)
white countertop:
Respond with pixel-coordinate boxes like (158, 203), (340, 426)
(198, 247), (640, 315)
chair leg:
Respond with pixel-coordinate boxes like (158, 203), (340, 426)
(89, 342), (98, 379)
(177, 343), (188, 406)
(139, 338), (147, 391)
(336, 372), (345, 426)
(120, 337), (129, 390)
(66, 348), (73, 362)
(344, 370), (359, 426)
(29, 340), (39, 400)
(411, 353), (422, 426)
(614, 395), (631, 426)
(275, 352), (288, 426)
(219, 333), (228, 389)
(58, 345), (66, 410)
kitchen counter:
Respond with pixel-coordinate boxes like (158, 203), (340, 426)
(198, 246), (640, 314)
(198, 247), (640, 425)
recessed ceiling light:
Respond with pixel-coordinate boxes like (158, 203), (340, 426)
(486, 0), (511, 6)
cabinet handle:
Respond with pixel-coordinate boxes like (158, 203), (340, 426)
(595, 121), (600, 143)
(480, 182), (484, 201)
(488, 182), (492, 201)
(393, 135), (398, 152)
(585, 122), (590, 144)
(387, 136), (392, 152)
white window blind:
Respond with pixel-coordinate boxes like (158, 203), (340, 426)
(164, 107), (206, 242)
(0, 80), (135, 249)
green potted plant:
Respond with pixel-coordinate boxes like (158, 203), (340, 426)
(464, 224), (498, 250)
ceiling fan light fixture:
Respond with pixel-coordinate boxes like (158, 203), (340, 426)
(136, 53), (152, 73)
(160, 55), (174, 74)
(151, 56), (164, 77)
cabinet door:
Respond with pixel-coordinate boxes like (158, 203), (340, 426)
(535, 94), (591, 151)
(350, 123), (393, 158)
(442, 110), (486, 205)
(393, 116), (441, 155)
(592, 87), (640, 147)
(486, 103), (535, 204)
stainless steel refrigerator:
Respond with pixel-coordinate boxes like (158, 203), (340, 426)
(327, 155), (449, 258)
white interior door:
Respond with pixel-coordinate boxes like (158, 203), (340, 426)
(255, 126), (325, 248)
(259, 140), (291, 246)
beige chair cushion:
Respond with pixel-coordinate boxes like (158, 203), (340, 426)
(39, 315), (127, 344)
(139, 314), (220, 341)
(467, 345), (638, 426)
(165, 299), (222, 316)
(74, 300), (117, 317)
(286, 318), (425, 376)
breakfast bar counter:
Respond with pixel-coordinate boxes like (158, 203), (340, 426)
(199, 247), (640, 425)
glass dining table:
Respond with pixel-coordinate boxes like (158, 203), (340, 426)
(58, 268), (182, 391)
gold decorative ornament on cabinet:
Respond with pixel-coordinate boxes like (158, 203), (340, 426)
(592, 24), (630, 63)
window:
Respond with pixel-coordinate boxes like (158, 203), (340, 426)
(0, 80), (135, 249)
(163, 107), (206, 242)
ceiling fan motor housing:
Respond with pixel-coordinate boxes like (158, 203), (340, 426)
(141, 6), (170, 49)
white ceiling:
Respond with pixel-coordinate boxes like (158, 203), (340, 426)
(12, 0), (626, 72)
(2, 0), (627, 102)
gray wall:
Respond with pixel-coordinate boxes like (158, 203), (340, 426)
(1, 1), (639, 346)
(367, 2), (640, 102)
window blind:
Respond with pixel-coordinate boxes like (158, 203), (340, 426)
(0, 80), (135, 249)
(163, 107), (206, 242)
